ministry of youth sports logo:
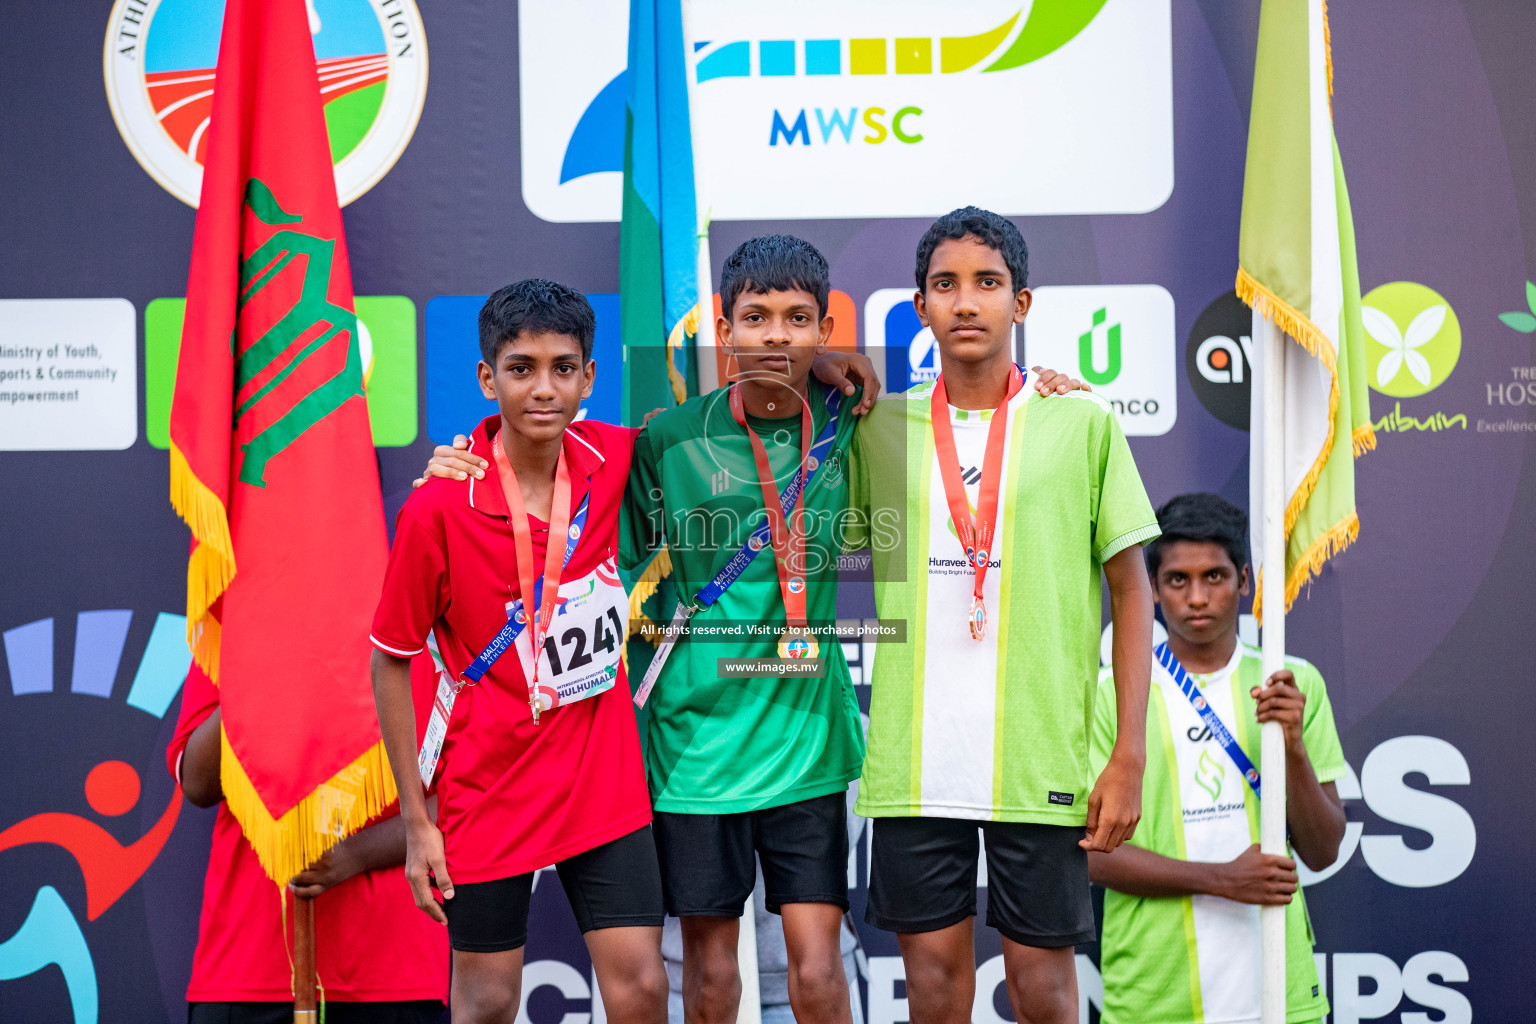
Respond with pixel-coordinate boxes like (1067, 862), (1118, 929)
(104, 0), (427, 207)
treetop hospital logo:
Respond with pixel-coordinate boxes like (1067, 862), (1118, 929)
(1361, 282), (1461, 398)
(520, 0), (1172, 222)
(104, 0), (427, 207)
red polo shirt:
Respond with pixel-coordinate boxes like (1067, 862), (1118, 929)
(167, 662), (448, 1003)
(370, 416), (650, 884)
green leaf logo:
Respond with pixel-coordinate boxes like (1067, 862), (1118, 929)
(1497, 281), (1536, 334)
(1194, 747), (1224, 803)
(1361, 282), (1462, 397)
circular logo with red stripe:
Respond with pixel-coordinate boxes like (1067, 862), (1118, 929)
(104, 0), (427, 207)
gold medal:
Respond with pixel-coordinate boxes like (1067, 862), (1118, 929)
(777, 626), (820, 660)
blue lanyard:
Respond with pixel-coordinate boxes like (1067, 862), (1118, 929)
(459, 492), (592, 685)
(691, 386), (843, 609)
(1154, 642), (1262, 799)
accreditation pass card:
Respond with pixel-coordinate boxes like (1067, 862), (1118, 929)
(417, 633), (456, 788)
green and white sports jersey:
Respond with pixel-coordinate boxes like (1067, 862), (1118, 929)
(620, 381), (865, 814)
(1091, 644), (1346, 1024)
(848, 378), (1158, 824)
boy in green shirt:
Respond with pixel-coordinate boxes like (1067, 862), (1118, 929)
(847, 207), (1159, 1024)
(1089, 493), (1347, 1024)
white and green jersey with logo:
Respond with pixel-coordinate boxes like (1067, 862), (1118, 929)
(1091, 643), (1347, 1024)
(848, 378), (1158, 823)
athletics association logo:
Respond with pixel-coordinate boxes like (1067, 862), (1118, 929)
(0, 609), (195, 1024)
(104, 0), (427, 207)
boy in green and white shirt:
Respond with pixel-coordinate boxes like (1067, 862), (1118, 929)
(1090, 493), (1348, 1024)
(847, 207), (1159, 1024)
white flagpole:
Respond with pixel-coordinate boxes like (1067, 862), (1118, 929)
(681, 0), (718, 394)
(1257, 312), (1288, 1024)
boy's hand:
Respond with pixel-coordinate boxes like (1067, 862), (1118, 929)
(1030, 365), (1090, 395)
(811, 351), (882, 414)
(1252, 669), (1307, 755)
(1213, 844), (1298, 905)
(413, 434), (486, 489)
(404, 821), (453, 925)
(288, 843), (361, 900)
(1081, 749), (1144, 852)
(643, 407), (665, 426)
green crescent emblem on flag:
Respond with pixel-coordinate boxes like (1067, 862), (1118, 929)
(232, 178), (365, 487)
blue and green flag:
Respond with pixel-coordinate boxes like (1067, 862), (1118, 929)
(620, 0), (699, 424)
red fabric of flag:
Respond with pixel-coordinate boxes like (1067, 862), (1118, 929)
(168, 0), (395, 884)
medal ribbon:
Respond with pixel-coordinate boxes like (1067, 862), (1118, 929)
(1155, 642), (1262, 799)
(730, 385), (812, 629)
(492, 432), (573, 700)
(930, 364), (1024, 638)
(633, 387), (842, 707)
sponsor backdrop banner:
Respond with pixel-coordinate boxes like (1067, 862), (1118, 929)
(2, 1), (1533, 1021)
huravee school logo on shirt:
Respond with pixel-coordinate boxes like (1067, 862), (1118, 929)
(520, 0), (1173, 222)
(105, 0), (427, 207)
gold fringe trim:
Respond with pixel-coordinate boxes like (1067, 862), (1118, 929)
(665, 304), (699, 406)
(1352, 423), (1377, 457)
(220, 728), (400, 885)
(1235, 266), (1342, 545)
(169, 441), (237, 681)
(626, 546), (674, 647)
(1322, 0), (1334, 106)
(1253, 511), (1359, 624)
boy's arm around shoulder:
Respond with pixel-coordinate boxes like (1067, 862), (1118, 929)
(619, 421), (667, 573)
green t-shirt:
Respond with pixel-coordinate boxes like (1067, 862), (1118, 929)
(849, 382), (1159, 824)
(1090, 643), (1347, 1024)
(620, 381), (865, 814)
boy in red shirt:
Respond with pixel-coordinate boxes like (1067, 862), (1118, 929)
(168, 661), (448, 1023)
(370, 280), (668, 1024)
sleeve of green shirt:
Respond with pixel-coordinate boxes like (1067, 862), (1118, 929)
(620, 423), (666, 573)
(1090, 405), (1160, 563)
(1294, 660), (1348, 784)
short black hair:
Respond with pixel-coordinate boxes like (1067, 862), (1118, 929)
(1146, 493), (1249, 577)
(719, 235), (831, 320)
(478, 278), (596, 365)
(914, 206), (1029, 293)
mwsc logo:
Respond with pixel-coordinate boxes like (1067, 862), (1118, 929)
(104, 0), (427, 207)
(520, 0), (1172, 222)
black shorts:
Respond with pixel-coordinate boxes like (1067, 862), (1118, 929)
(653, 791), (848, 916)
(866, 817), (1094, 948)
(188, 1001), (444, 1024)
(443, 824), (663, 953)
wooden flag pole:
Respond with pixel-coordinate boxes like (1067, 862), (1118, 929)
(1257, 313), (1288, 1024)
(293, 895), (317, 1023)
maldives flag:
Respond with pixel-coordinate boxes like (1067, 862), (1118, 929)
(168, 0), (395, 884)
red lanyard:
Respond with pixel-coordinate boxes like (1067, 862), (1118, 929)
(930, 364), (1023, 641)
(730, 386), (813, 629)
(492, 432), (573, 721)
